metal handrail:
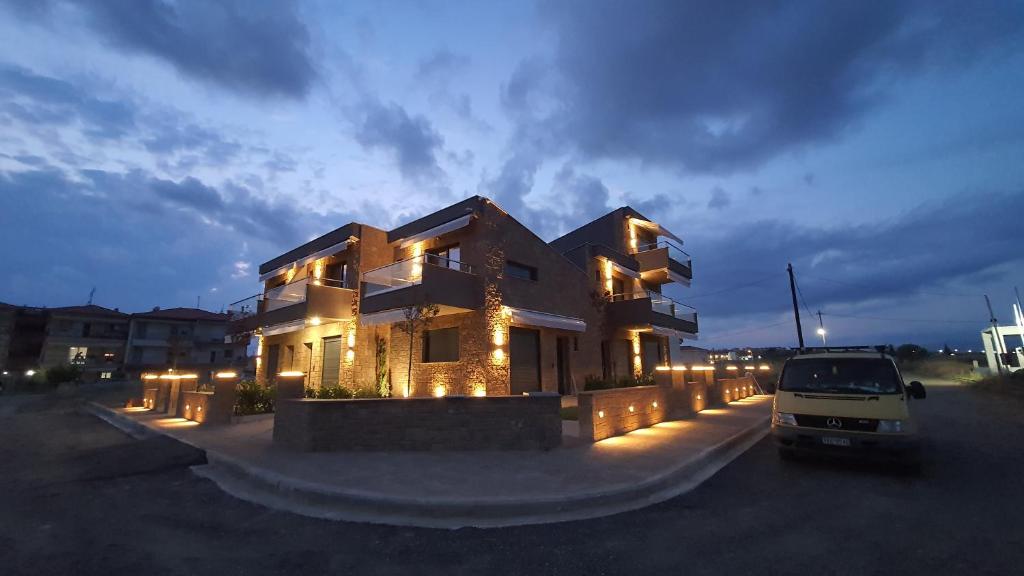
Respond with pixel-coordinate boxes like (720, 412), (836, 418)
(636, 240), (691, 263)
(362, 254), (476, 276)
(609, 290), (697, 321)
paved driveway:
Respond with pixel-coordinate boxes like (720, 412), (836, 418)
(1, 380), (1021, 575)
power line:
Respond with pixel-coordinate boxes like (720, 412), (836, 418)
(701, 320), (793, 341)
(686, 272), (783, 300)
(822, 312), (980, 324)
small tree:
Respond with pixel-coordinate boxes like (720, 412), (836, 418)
(396, 303), (440, 397)
(374, 332), (389, 397)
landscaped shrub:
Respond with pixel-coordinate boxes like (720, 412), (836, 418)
(583, 374), (656, 391)
(46, 364), (81, 385)
(584, 375), (614, 391)
(352, 386), (380, 399)
(234, 379), (274, 415)
(305, 385), (354, 399)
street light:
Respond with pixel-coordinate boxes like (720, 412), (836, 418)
(816, 327), (827, 346)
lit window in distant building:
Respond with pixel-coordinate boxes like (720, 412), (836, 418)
(100, 372), (112, 379)
(69, 347), (88, 364)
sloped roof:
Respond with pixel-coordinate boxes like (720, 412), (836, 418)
(131, 307), (228, 321)
(49, 304), (127, 318)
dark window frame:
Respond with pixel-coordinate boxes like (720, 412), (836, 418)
(505, 260), (538, 281)
(422, 327), (460, 363)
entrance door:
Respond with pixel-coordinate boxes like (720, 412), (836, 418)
(641, 334), (662, 375)
(509, 327), (541, 394)
(556, 336), (572, 395)
(321, 336), (342, 387)
(266, 344), (279, 384)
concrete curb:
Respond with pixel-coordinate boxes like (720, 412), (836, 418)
(84, 400), (769, 529)
(192, 413), (770, 529)
(82, 401), (159, 441)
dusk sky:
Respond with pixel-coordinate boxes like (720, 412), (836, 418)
(1, 1), (1022, 350)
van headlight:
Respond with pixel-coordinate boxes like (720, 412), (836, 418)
(773, 412), (797, 426)
(876, 419), (905, 433)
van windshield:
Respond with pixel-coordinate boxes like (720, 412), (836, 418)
(780, 358), (902, 394)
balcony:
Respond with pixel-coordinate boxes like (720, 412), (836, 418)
(233, 278), (356, 330)
(606, 291), (698, 335)
(360, 254), (483, 315)
(635, 241), (692, 285)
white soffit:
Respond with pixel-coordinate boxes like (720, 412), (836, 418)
(359, 309), (410, 327)
(609, 260), (640, 279)
(398, 213), (473, 249)
(262, 319), (305, 336)
(631, 217), (684, 245)
(259, 240), (351, 282)
(508, 307), (586, 332)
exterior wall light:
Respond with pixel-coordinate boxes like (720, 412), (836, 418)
(433, 385), (446, 398)
(473, 387), (486, 397)
(628, 405), (635, 413)
(655, 366), (670, 371)
(196, 406), (202, 412)
(598, 410), (605, 419)
(603, 259), (614, 293)
(142, 374), (158, 380)
(697, 394), (702, 400)
(185, 404), (190, 411)
(347, 328), (356, 348)
(278, 371), (305, 377)
(672, 366), (686, 371)
(652, 401), (658, 409)
(345, 349), (355, 363)
(285, 267), (297, 283)
(726, 366), (739, 371)
(214, 371), (238, 379)
(309, 316), (322, 326)
(492, 348), (505, 362)
(744, 366), (755, 370)
(759, 365), (770, 370)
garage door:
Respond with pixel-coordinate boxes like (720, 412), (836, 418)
(509, 327), (541, 394)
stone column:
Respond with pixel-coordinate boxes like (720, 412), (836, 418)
(276, 371), (306, 400)
(206, 371), (240, 425)
(173, 374), (199, 417)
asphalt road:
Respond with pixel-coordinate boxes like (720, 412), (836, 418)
(1, 380), (1022, 576)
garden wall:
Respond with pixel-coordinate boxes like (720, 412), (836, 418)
(578, 385), (671, 442)
(273, 393), (562, 452)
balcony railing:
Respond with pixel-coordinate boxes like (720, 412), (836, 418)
(363, 254), (475, 297)
(611, 291), (697, 323)
(261, 277), (346, 312)
(636, 240), (691, 268)
(228, 294), (262, 320)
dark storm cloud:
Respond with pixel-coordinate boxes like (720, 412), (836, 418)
(679, 189), (1024, 319)
(0, 63), (135, 139)
(7, 0), (317, 99)
(524, 0), (1024, 173)
(0, 164), (357, 309)
(707, 187), (730, 210)
(354, 100), (445, 180)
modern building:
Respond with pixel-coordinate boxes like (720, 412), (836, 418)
(245, 196), (698, 397)
(38, 304), (129, 381)
(981, 327), (1024, 375)
(124, 307), (249, 378)
(4, 305), (48, 374)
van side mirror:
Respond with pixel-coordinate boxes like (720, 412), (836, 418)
(907, 381), (926, 399)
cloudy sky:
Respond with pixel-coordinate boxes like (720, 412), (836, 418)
(1, 0), (1022, 349)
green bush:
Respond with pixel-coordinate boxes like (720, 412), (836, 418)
(305, 385), (355, 399)
(584, 373), (656, 391)
(352, 387), (380, 399)
(584, 375), (614, 391)
(46, 364), (81, 385)
(234, 379), (274, 415)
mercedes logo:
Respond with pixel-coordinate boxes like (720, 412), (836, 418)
(826, 417), (843, 429)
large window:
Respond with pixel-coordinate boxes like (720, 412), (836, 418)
(780, 358), (902, 395)
(423, 327), (459, 363)
(324, 262), (347, 287)
(505, 260), (538, 281)
(427, 244), (462, 270)
(68, 346), (88, 364)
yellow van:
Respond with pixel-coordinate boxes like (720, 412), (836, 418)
(772, 350), (926, 464)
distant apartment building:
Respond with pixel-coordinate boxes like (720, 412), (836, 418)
(38, 304), (129, 381)
(0, 302), (14, 374)
(241, 196), (698, 397)
(124, 307), (248, 378)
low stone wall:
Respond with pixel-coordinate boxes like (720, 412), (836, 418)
(273, 393), (562, 452)
(143, 387), (158, 410)
(578, 385), (671, 442)
(182, 391), (213, 423)
(717, 376), (757, 404)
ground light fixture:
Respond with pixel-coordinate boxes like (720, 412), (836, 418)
(214, 371), (238, 379)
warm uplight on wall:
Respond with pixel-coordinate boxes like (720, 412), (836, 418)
(345, 349), (355, 363)
(473, 387), (486, 397)
(598, 410), (605, 419)
(412, 243), (424, 279)
(433, 384), (446, 398)
(312, 259), (324, 285)
(347, 327), (356, 348)
(255, 334), (263, 371)
(628, 220), (638, 252)
(493, 326), (505, 346)
(603, 259), (614, 293)
(285, 267), (297, 283)
(492, 348), (505, 363)
(309, 316), (322, 326)
(696, 394), (702, 400)
(628, 405), (635, 413)
(652, 401), (658, 409)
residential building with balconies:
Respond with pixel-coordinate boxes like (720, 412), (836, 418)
(124, 307), (246, 378)
(245, 197), (696, 397)
(550, 207), (698, 379)
(38, 304), (129, 381)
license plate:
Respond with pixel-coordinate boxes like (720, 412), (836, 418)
(821, 437), (851, 447)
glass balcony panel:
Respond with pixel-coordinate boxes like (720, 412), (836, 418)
(264, 277), (308, 311)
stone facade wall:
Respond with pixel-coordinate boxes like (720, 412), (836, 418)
(143, 387), (157, 409)
(578, 385), (671, 442)
(273, 394), (562, 451)
(717, 376), (756, 404)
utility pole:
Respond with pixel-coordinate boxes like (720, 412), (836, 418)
(788, 263), (805, 351)
(1015, 287), (1024, 349)
(816, 310), (827, 346)
(87, 287), (95, 305)
(985, 295), (1004, 376)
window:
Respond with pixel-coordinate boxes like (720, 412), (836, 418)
(100, 372), (112, 379)
(68, 346), (88, 364)
(82, 322), (91, 337)
(505, 260), (538, 281)
(427, 244), (462, 270)
(136, 322), (147, 338)
(423, 327), (459, 362)
(103, 352), (116, 363)
(224, 348), (233, 359)
(324, 262), (347, 287)
(209, 350), (217, 363)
